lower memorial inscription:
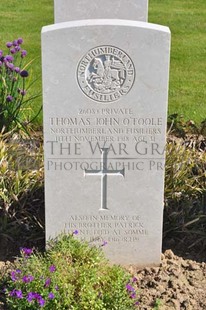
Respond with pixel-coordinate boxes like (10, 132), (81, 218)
(66, 214), (148, 244)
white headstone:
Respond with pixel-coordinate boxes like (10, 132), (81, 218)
(54, 0), (148, 23)
(42, 19), (170, 266)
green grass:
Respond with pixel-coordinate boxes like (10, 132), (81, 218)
(149, 0), (206, 124)
(0, 0), (54, 127)
(0, 0), (205, 126)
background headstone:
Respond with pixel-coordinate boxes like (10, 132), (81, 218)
(54, 0), (148, 23)
(42, 19), (170, 266)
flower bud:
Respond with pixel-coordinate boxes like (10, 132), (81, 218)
(5, 55), (14, 62)
(17, 38), (23, 45)
(15, 67), (20, 73)
(13, 40), (18, 46)
(21, 50), (27, 58)
(20, 70), (29, 78)
(10, 48), (16, 54)
(6, 95), (13, 102)
(6, 42), (13, 48)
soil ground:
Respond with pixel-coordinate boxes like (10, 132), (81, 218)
(131, 249), (206, 310)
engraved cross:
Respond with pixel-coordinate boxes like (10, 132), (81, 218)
(84, 148), (125, 210)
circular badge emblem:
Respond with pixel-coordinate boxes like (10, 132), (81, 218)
(77, 46), (135, 103)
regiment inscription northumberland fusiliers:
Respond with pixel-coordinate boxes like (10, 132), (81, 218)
(77, 46), (135, 103)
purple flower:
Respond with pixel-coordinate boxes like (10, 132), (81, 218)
(132, 277), (137, 283)
(6, 42), (13, 48)
(16, 290), (23, 299)
(20, 89), (27, 96)
(49, 265), (56, 273)
(28, 292), (45, 306)
(22, 275), (34, 283)
(20, 70), (29, 78)
(101, 240), (108, 247)
(55, 285), (59, 291)
(9, 289), (16, 297)
(5, 55), (14, 62)
(34, 293), (41, 299)
(22, 276), (27, 283)
(48, 292), (55, 299)
(21, 50), (27, 58)
(9, 289), (23, 299)
(10, 48), (16, 54)
(126, 284), (135, 292)
(27, 292), (35, 302)
(14, 67), (20, 73)
(15, 45), (21, 52)
(11, 271), (17, 281)
(13, 40), (18, 46)
(17, 38), (23, 45)
(0, 50), (3, 57)
(6, 95), (13, 103)
(6, 62), (14, 71)
(20, 247), (33, 256)
(16, 269), (22, 274)
(130, 292), (136, 299)
(38, 297), (46, 307)
(73, 230), (79, 235)
(44, 278), (51, 288)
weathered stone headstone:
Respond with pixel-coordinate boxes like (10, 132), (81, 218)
(42, 19), (170, 266)
(54, 0), (148, 23)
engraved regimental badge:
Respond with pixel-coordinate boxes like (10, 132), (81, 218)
(77, 46), (135, 103)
